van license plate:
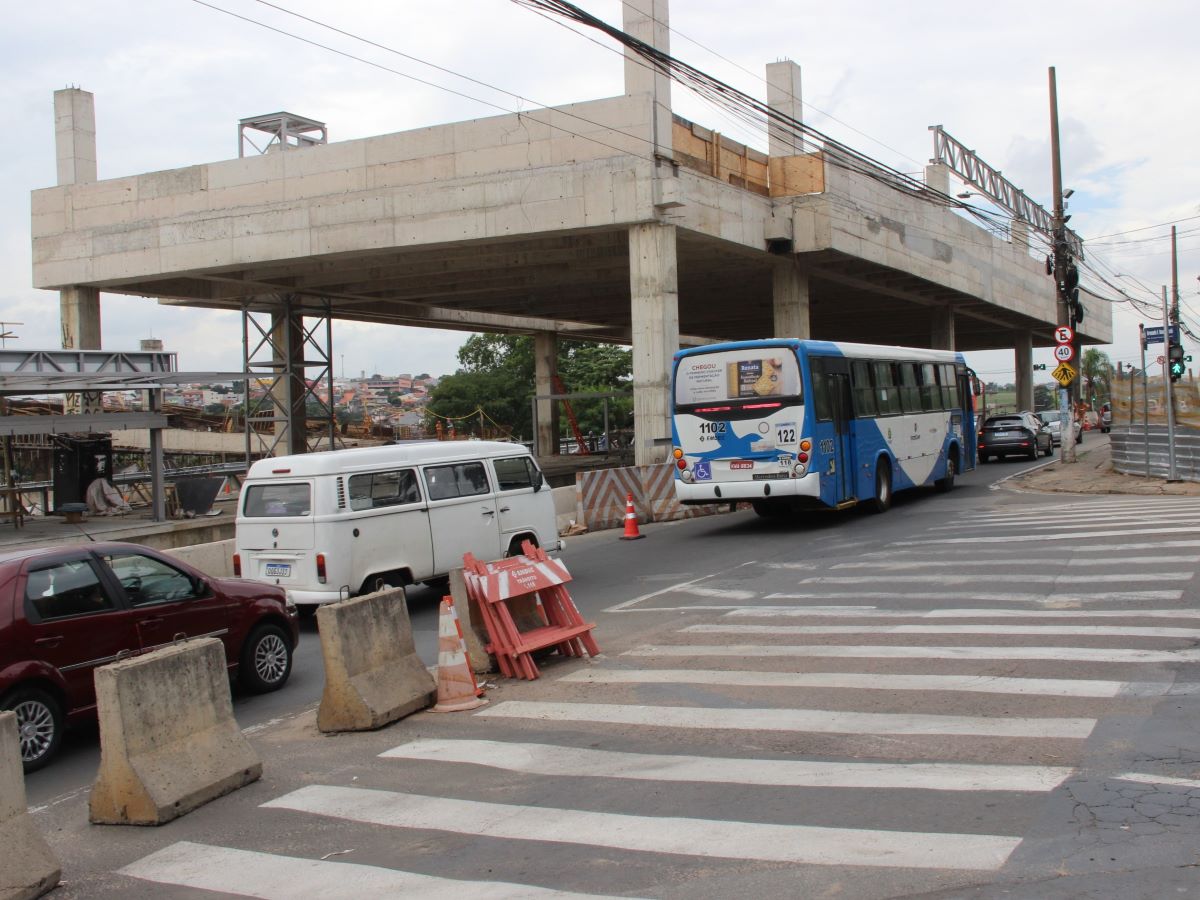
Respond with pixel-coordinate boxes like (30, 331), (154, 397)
(264, 563), (292, 577)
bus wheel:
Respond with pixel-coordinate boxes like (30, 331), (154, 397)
(936, 454), (956, 492)
(869, 461), (892, 513)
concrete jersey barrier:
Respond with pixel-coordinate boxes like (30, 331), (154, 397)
(316, 587), (436, 732)
(163, 539), (235, 577)
(0, 711), (61, 899)
(89, 638), (262, 826)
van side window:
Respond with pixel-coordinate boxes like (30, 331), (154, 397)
(348, 469), (421, 510)
(493, 457), (539, 491)
(244, 483), (311, 517)
(425, 462), (491, 501)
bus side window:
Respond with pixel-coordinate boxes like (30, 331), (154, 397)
(873, 362), (900, 415)
(939, 364), (957, 409)
(898, 363), (921, 414)
(851, 360), (876, 417)
(919, 363), (940, 411)
(810, 358), (832, 422)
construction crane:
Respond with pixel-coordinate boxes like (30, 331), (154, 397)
(552, 375), (590, 455)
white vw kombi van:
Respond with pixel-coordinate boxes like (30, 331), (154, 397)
(234, 441), (561, 613)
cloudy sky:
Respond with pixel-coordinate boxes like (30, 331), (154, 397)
(3, 0), (1197, 384)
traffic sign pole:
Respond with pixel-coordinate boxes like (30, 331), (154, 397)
(1162, 285), (1178, 481)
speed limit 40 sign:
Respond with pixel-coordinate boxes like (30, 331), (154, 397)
(1053, 343), (1075, 362)
(1054, 326), (1074, 344)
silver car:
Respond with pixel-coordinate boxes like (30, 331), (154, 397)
(1035, 410), (1082, 447)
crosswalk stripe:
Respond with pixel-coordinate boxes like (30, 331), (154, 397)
(796, 573), (1193, 585)
(380, 738), (1075, 792)
(684, 623), (1200, 639)
(119, 841), (621, 899)
(725, 607), (1200, 620)
(476, 700), (1095, 739)
(932, 512), (1200, 530)
(262, 784), (1024, 871)
(625, 644), (1200, 664)
(830, 556), (1199, 569)
(557, 668), (1152, 698)
(1112, 772), (1200, 790)
(894, 526), (1200, 545)
(762, 591), (1184, 604)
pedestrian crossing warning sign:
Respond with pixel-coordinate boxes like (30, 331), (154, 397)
(1051, 361), (1076, 387)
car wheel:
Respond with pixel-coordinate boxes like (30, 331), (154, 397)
(2, 686), (63, 773)
(239, 623), (293, 694)
(869, 460), (892, 513)
(936, 454), (956, 492)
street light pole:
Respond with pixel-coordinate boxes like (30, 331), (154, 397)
(1049, 67), (1077, 463)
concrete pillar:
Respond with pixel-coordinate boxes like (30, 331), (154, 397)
(931, 305), (955, 350)
(59, 286), (101, 350)
(1014, 331), (1034, 412)
(765, 61), (803, 157)
(622, 0), (672, 160)
(55, 88), (97, 185)
(772, 260), (810, 339)
(533, 331), (558, 457)
(924, 163), (950, 196)
(629, 223), (679, 466)
(271, 305), (309, 456)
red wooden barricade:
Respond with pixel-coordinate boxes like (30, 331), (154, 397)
(461, 541), (599, 680)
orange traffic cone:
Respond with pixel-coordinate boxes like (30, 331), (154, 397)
(619, 492), (645, 540)
(430, 597), (488, 712)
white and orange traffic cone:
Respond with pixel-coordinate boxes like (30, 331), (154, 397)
(619, 492), (645, 540)
(430, 597), (488, 712)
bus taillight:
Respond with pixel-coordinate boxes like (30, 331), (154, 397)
(676, 458), (687, 469)
(799, 439), (812, 452)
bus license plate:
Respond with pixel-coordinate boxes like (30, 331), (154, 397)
(730, 461), (754, 470)
(264, 563), (292, 577)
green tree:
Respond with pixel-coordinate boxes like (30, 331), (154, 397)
(426, 335), (632, 440)
(1080, 348), (1114, 407)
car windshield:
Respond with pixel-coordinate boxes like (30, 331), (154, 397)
(1036, 413), (1059, 427)
(985, 417), (1023, 429)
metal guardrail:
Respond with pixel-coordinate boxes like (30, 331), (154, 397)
(1110, 425), (1200, 482)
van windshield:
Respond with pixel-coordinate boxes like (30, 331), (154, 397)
(243, 483), (311, 517)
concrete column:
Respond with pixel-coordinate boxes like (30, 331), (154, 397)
(924, 163), (950, 196)
(533, 331), (558, 457)
(271, 305), (309, 457)
(772, 260), (810, 339)
(622, 0), (672, 159)
(1014, 331), (1034, 412)
(931, 305), (955, 350)
(59, 286), (101, 350)
(55, 88), (97, 185)
(629, 223), (679, 466)
(765, 61), (803, 157)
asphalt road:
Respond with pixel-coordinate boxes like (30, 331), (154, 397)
(23, 451), (1200, 898)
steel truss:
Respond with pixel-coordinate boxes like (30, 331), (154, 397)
(930, 125), (1084, 259)
(242, 296), (339, 461)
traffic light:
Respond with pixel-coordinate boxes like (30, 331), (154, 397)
(1168, 342), (1186, 382)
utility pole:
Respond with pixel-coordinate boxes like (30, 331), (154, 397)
(1163, 285), (1179, 481)
(1049, 67), (1077, 463)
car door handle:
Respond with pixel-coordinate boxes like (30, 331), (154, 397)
(499, 506), (511, 513)
(140, 617), (164, 627)
(481, 508), (495, 516)
(34, 636), (63, 648)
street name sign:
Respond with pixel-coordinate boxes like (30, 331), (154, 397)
(1143, 325), (1180, 346)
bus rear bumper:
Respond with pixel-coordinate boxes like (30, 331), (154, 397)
(674, 472), (821, 505)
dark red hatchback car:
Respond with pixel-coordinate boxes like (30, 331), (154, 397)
(0, 541), (299, 771)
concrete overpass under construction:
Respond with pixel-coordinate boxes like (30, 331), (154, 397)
(31, 0), (1110, 465)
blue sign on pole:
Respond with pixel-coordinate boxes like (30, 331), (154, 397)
(1143, 325), (1180, 346)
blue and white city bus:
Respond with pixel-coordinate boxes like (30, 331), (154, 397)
(670, 339), (977, 516)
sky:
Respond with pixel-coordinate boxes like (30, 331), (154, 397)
(2, 0), (1198, 385)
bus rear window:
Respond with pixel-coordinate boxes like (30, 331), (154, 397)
(243, 483), (311, 517)
(674, 349), (801, 407)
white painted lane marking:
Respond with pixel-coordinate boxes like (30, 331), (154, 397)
(675, 586), (758, 600)
(685, 623), (1200, 639)
(894, 526), (1200, 545)
(796, 573), (1193, 585)
(831, 556), (1199, 570)
(558, 667), (1141, 698)
(726, 607), (1200, 620)
(119, 841), (625, 899)
(262, 784), (1023, 871)
(762, 591), (1183, 604)
(931, 512), (1200, 530)
(1112, 772), (1200, 789)
(606, 561), (758, 611)
(381, 738), (1075, 792)
(477, 700), (1095, 740)
(624, 644), (1200, 664)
